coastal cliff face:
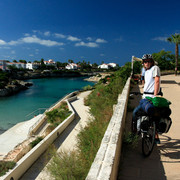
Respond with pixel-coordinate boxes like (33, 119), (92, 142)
(0, 70), (94, 97)
(0, 71), (81, 97)
(0, 81), (33, 97)
(11, 71), (82, 80)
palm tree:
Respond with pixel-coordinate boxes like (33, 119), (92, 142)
(167, 33), (180, 75)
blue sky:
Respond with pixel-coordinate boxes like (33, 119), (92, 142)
(0, 0), (179, 66)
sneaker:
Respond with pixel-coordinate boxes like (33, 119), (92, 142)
(155, 138), (161, 144)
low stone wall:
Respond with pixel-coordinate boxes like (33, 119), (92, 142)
(86, 77), (131, 180)
(1, 95), (77, 180)
(28, 91), (78, 136)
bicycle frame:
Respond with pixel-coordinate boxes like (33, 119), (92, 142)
(130, 92), (159, 157)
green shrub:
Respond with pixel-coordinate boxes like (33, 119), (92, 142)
(30, 137), (43, 148)
(123, 132), (138, 149)
(46, 102), (72, 128)
(47, 150), (86, 180)
(0, 161), (16, 176)
(83, 85), (93, 91)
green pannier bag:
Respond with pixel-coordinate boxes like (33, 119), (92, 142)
(145, 97), (171, 107)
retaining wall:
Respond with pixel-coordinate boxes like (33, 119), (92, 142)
(86, 77), (131, 180)
(28, 91), (78, 136)
(1, 95), (77, 180)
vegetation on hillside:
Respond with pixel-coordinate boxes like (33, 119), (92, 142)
(46, 101), (72, 129)
(167, 33), (180, 75)
(132, 50), (180, 75)
(0, 70), (9, 88)
(47, 63), (131, 179)
(30, 137), (43, 148)
(0, 161), (16, 177)
(152, 50), (177, 70)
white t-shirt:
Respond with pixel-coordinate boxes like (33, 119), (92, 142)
(143, 65), (161, 98)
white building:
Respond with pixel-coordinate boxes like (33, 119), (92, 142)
(26, 63), (33, 70)
(44, 59), (56, 66)
(6, 62), (26, 69)
(0, 60), (7, 71)
(65, 63), (78, 70)
(26, 62), (40, 70)
(108, 63), (117, 68)
(98, 63), (110, 69)
(98, 63), (117, 69)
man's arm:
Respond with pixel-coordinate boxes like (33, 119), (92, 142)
(154, 76), (160, 96)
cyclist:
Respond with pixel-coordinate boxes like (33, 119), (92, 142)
(132, 54), (161, 143)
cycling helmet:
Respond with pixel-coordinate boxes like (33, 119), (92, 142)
(142, 54), (153, 60)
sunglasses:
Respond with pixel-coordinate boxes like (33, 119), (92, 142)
(144, 60), (152, 63)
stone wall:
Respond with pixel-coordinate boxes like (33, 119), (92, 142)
(86, 77), (131, 180)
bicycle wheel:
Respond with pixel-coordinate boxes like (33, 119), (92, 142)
(142, 121), (156, 157)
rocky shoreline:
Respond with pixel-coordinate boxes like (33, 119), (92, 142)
(0, 71), (103, 97)
(10, 70), (83, 80)
(0, 71), (84, 97)
(0, 80), (33, 97)
(84, 73), (111, 82)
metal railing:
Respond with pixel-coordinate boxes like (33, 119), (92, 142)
(25, 108), (47, 120)
(27, 91), (79, 136)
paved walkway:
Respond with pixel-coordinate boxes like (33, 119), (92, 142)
(118, 74), (180, 180)
(0, 114), (43, 160)
(20, 90), (92, 180)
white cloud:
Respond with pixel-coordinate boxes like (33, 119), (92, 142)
(67, 35), (81, 41)
(0, 35), (64, 47)
(75, 41), (99, 48)
(54, 33), (66, 38)
(8, 40), (19, 45)
(152, 37), (167, 42)
(96, 38), (107, 43)
(22, 36), (64, 46)
(100, 53), (105, 56)
(44, 31), (51, 36)
(87, 37), (93, 41)
(0, 39), (7, 45)
(24, 33), (30, 37)
(7, 35), (64, 47)
(32, 30), (38, 33)
(11, 50), (15, 54)
(0, 46), (11, 49)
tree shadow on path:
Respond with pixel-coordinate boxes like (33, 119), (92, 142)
(158, 134), (180, 163)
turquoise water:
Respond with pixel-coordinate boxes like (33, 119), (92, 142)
(0, 77), (94, 133)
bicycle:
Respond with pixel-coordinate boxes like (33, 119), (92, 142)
(130, 92), (172, 157)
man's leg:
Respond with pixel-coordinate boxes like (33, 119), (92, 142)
(132, 104), (142, 132)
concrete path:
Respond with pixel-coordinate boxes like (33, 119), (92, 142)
(118, 74), (180, 180)
(20, 90), (92, 180)
(0, 114), (43, 160)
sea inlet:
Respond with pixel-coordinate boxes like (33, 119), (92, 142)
(0, 77), (94, 134)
